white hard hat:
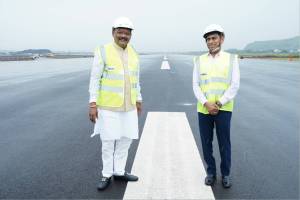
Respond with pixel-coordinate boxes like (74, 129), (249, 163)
(203, 24), (224, 38)
(113, 17), (134, 30)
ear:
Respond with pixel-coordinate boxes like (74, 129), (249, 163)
(220, 35), (225, 44)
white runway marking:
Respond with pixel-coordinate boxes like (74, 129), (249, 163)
(181, 103), (195, 106)
(161, 56), (170, 70)
(123, 112), (215, 200)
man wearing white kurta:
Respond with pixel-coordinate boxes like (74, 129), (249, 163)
(89, 17), (142, 190)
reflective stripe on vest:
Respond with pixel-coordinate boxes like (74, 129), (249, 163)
(196, 52), (235, 114)
(96, 43), (139, 108)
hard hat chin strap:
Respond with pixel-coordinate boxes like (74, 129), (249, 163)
(210, 47), (221, 54)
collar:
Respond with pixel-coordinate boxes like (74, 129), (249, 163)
(207, 50), (223, 58)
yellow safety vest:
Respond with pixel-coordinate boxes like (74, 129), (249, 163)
(194, 52), (236, 114)
(96, 43), (139, 108)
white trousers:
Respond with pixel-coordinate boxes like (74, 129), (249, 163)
(101, 137), (132, 177)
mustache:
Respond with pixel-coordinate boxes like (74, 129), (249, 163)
(118, 37), (128, 41)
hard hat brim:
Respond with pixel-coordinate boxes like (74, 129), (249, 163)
(203, 31), (223, 38)
(113, 26), (133, 30)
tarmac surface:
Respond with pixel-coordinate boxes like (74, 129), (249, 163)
(0, 55), (299, 199)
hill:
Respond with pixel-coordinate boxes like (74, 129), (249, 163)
(14, 49), (52, 55)
(244, 36), (300, 51)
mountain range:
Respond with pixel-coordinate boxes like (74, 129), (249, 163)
(244, 36), (300, 51)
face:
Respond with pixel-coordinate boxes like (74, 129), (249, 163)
(112, 28), (132, 49)
(205, 33), (224, 53)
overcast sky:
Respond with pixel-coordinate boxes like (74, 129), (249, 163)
(0, 0), (299, 52)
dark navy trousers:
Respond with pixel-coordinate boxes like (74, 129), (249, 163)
(198, 111), (232, 176)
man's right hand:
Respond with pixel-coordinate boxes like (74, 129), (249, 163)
(204, 102), (219, 115)
(89, 102), (98, 123)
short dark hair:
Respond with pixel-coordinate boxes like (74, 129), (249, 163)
(204, 31), (225, 39)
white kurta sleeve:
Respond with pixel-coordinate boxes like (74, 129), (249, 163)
(193, 57), (208, 105)
(136, 61), (142, 102)
(219, 55), (240, 105)
(89, 47), (105, 103)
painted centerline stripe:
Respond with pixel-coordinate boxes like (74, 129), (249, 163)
(161, 56), (170, 70)
(124, 112), (215, 199)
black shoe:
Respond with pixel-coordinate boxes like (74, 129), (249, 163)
(205, 174), (216, 186)
(114, 172), (138, 182)
(97, 177), (111, 190)
(222, 176), (232, 188)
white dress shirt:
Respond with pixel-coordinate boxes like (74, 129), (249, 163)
(193, 51), (240, 106)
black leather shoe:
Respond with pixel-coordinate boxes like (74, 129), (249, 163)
(97, 177), (111, 190)
(222, 176), (232, 188)
(114, 172), (138, 182)
(205, 174), (216, 186)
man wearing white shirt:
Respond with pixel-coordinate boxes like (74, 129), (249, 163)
(193, 24), (240, 188)
(89, 17), (142, 190)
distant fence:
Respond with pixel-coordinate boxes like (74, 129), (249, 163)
(0, 56), (37, 61)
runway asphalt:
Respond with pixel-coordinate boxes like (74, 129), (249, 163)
(0, 55), (299, 199)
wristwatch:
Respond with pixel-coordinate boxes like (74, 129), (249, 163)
(216, 101), (222, 108)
